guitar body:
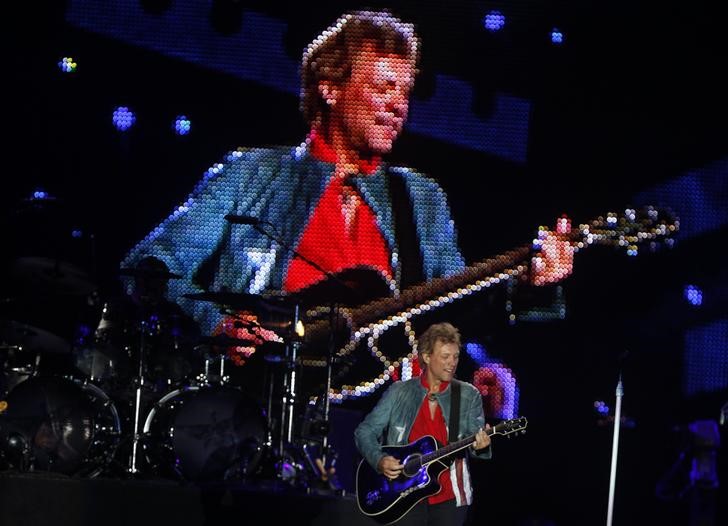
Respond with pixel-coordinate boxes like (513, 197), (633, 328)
(356, 418), (527, 524)
(356, 436), (449, 525)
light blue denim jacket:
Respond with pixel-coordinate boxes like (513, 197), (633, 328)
(354, 377), (492, 474)
(122, 144), (465, 333)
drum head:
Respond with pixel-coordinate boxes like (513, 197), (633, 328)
(167, 386), (266, 481)
(0, 376), (94, 474)
(0, 376), (119, 476)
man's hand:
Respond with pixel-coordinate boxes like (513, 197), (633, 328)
(377, 455), (404, 480)
(530, 216), (574, 286)
(213, 312), (282, 365)
(472, 424), (492, 451)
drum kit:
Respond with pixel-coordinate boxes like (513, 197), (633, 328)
(0, 260), (341, 490)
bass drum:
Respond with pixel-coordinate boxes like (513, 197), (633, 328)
(0, 375), (120, 477)
(143, 384), (267, 482)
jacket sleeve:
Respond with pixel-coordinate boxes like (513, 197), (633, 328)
(354, 382), (401, 471)
(396, 169), (466, 280)
(463, 382), (492, 460)
(120, 149), (260, 332)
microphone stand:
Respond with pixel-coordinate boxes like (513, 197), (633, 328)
(606, 370), (625, 526)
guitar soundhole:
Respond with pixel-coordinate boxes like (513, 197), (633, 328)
(402, 454), (422, 478)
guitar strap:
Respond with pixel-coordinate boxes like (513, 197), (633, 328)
(449, 380), (461, 445)
(387, 169), (425, 290)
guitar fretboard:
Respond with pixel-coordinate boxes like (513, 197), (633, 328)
(420, 421), (511, 465)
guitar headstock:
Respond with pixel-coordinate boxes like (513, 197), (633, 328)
(492, 417), (528, 437)
(575, 206), (679, 255)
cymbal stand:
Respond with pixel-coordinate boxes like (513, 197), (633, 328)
(278, 302), (301, 458)
(318, 302), (338, 467)
(127, 319), (148, 475)
(200, 348), (229, 386)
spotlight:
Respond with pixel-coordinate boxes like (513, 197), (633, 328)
(174, 115), (191, 135)
(112, 106), (136, 131)
(483, 10), (506, 32)
(684, 284), (703, 306)
(58, 57), (77, 73)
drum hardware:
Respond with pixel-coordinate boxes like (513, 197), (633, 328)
(194, 348), (231, 386)
(218, 215), (364, 490)
(141, 383), (267, 482)
(264, 301), (343, 491)
(0, 319), (72, 356)
(183, 289), (317, 486)
(279, 304), (302, 457)
(127, 318), (151, 476)
(2, 320), (74, 399)
(2, 431), (31, 471)
(0, 375), (121, 477)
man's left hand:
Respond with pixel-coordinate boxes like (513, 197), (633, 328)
(472, 424), (492, 450)
(530, 216), (574, 286)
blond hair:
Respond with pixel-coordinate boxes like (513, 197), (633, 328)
(417, 322), (461, 369)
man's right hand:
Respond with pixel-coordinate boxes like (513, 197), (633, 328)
(213, 311), (282, 365)
(377, 455), (404, 480)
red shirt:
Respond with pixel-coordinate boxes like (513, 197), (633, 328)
(408, 376), (455, 504)
(283, 131), (392, 292)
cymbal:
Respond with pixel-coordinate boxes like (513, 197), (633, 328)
(182, 291), (296, 315)
(0, 319), (71, 354)
(290, 265), (395, 307)
(11, 257), (96, 296)
(119, 267), (182, 279)
(197, 334), (259, 348)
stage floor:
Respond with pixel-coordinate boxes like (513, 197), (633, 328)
(0, 471), (379, 526)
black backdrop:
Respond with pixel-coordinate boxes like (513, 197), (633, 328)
(5, 2), (727, 524)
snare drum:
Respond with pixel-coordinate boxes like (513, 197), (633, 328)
(0, 375), (121, 476)
(143, 384), (267, 482)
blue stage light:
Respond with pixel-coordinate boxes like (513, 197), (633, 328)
(174, 115), (192, 135)
(483, 11), (506, 32)
(113, 106), (136, 131)
(551, 28), (564, 44)
(684, 284), (703, 306)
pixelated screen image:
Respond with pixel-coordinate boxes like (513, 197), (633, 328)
(3, 2), (727, 525)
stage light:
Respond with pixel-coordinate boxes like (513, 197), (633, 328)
(112, 106), (136, 131)
(684, 284), (703, 306)
(174, 115), (191, 135)
(58, 57), (77, 73)
(483, 10), (506, 32)
(551, 28), (564, 44)
(594, 400), (610, 415)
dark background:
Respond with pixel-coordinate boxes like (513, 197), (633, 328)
(4, 1), (727, 525)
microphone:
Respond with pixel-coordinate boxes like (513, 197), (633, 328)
(224, 214), (260, 225)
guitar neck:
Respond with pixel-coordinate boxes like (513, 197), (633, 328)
(351, 244), (533, 329)
(304, 208), (676, 342)
(420, 426), (496, 466)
